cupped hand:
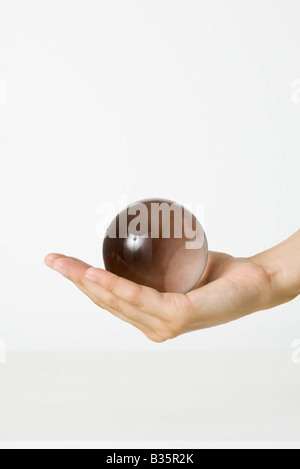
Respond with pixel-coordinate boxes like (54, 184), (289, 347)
(44, 252), (272, 342)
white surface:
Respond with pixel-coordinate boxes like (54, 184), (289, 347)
(0, 351), (299, 441)
(0, 0), (299, 354)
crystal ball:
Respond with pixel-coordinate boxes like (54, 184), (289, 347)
(102, 199), (208, 293)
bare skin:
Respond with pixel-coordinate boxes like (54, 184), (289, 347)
(45, 231), (300, 343)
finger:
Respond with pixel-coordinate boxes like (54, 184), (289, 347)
(49, 257), (165, 332)
(82, 276), (165, 332)
(46, 256), (164, 340)
(48, 256), (89, 281)
(45, 253), (92, 269)
(84, 267), (169, 318)
(75, 281), (165, 342)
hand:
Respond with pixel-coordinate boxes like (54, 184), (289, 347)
(44, 251), (273, 342)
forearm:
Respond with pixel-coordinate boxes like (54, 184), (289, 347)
(250, 230), (300, 309)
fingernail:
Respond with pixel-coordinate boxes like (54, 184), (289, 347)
(53, 266), (70, 279)
(85, 272), (98, 282)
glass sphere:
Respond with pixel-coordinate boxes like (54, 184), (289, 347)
(103, 199), (208, 293)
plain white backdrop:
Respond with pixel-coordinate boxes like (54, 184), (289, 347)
(0, 0), (299, 352)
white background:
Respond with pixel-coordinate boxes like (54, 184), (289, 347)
(0, 0), (299, 353)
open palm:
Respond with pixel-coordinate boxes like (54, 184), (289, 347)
(45, 251), (272, 342)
